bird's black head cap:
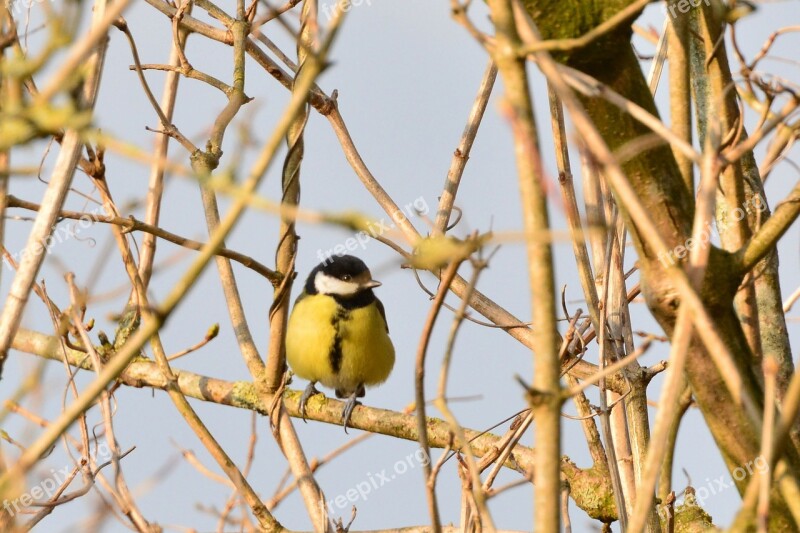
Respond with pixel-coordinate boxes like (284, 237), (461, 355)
(305, 254), (370, 295)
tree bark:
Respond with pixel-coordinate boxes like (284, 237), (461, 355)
(523, 1), (800, 528)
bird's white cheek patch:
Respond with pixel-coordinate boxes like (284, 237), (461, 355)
(315, 272), (360, 296)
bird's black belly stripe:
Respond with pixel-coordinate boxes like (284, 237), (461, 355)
(329, 307), (350, 374)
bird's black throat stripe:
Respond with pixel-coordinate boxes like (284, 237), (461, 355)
(329, 306), (350, 374)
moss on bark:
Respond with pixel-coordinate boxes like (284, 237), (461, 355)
(521, 1), (799, 529)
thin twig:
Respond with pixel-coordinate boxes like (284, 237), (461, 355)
(434, 61), (497, 234)
(415, 260), (462, 531)
(4, 194), (281, 284)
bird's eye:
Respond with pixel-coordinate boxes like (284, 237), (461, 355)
(342, 274), (352, 281)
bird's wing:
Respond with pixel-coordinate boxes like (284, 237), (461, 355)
(376, 297), (390, 333)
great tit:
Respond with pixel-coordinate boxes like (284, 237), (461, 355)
(286, 255), (395, 431)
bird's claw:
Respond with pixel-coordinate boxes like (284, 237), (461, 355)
(341, 393), (361, 433)
(299, 382), (320, 423)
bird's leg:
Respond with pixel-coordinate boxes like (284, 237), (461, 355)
(299, 382), (320, 422)
(341, 385), (365, 433)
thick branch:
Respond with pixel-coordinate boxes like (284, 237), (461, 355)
(12, 326), (617, 522)
(737, 181), (800, 273)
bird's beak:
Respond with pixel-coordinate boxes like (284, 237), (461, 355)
(362, 279), (382, 289)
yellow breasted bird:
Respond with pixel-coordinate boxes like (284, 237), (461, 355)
(286, 255), (395, 431)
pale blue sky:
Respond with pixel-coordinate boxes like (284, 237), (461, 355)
(1, 1), (799, 531)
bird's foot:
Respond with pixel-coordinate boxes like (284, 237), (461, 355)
(341, 392), (362, 433)
(299, 382), (321, 422)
